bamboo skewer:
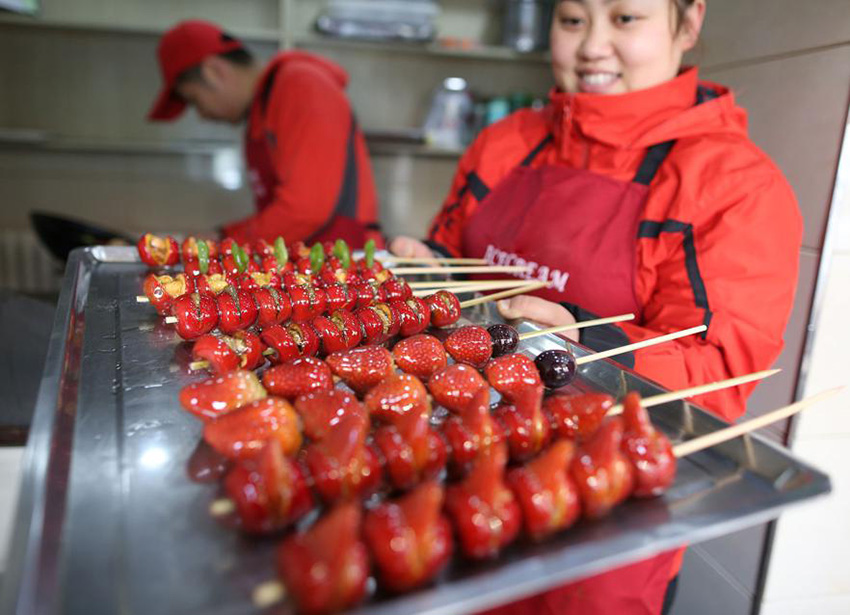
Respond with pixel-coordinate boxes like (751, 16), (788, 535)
(575, 325), (707, 366)
(139, 279), (529, 302)
(377, 256), (488, 265)
(253, 580), (287, 609)
(390, 265), (531, 275)
(458, 281), (548, 308)
(408, 279), (529, 289)
(413, 280), (546, 297)
(517, 314), (636, 340)
(608, 369), (782, 416)
(672, 387), (843, 457)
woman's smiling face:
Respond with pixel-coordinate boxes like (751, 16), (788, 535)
(549, 0), (705, 95)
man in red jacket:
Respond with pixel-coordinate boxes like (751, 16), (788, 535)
(148, 20), (381, 248)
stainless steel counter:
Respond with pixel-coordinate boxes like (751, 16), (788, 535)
(0, 247), (831, 615)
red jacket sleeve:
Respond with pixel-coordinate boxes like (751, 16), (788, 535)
(427, 134), (490, 257)
(621, 169), (802, 421)
(223, 63), (353, 244)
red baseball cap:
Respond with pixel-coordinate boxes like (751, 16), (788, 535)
(148, 20), (245, 121)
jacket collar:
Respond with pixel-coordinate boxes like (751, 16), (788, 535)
(549, 67), (705, 150)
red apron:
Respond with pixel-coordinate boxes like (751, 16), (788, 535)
(463, 136), (675, 317)
(464, 136), (679, 615)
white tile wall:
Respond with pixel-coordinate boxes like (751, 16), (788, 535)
(0, 447), (24, 575)
(760, 110), (850, 610)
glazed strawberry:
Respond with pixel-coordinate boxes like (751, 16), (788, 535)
(252, 286), (292, 327)
(373, 407), (447, 490)
(392, 334), (448, 380)
(444, 325), (492, 368)
(260, 322), (320, 364)
(445, 442), (520, 559)
(225, 439), (313, 534)
(484, 353), (542, 401)
(326, 346), (396, 395)
(493, 384), (550, 462)
(389, 297), (431, 337)
(571, 417), (635, 519)
(364, 374), (429, 423)
(170, 292), (218, 340)
(261, 356), (333, 400)
(294, 389), (366, 441)
(179, 369), (267, 421)
(428, 363), (488, 414)
(277, 503), (369, 615)
(424, 289), (462, 328)
(311, 309), (362, 355)
(203, 397), (302, 460)
(621, 392), (676, 497)
(507, 439), (581, 540)
(304, 413), (381, 502)
(215, 286), (257, 335)
(543, 392), (614, 441)
(442, 387), (504, 472)
(364, 481), (453, 592)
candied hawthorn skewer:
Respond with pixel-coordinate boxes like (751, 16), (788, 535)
(190, 331), (266, 373)
(136, 233), (180, 266)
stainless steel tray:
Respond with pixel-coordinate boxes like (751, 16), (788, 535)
(1, 247), (831, 615)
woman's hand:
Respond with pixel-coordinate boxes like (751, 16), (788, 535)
(388, 236), (434, 259)
(497, 295), (579, 342)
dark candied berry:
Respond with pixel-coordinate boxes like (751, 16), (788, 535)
(487, 324), (520, 357)
(534, 349), (577, 389)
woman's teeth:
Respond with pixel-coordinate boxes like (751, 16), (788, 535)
(582, 73), (617, 86)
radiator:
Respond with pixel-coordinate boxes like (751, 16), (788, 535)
(0, 228), (63, 295)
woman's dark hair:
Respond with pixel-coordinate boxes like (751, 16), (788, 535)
(671, 0), (697, 32)
(176, 48), (255, 86)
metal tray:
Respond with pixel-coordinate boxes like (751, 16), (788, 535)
(1, 247), (831, 615)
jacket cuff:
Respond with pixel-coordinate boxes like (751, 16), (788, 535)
(423, 240), (455, 259)
(560, 302), (635, 369)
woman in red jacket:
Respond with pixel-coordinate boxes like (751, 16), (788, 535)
(391, 0), (802, 613)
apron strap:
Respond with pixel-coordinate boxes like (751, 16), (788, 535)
(332, 115), (359, 218)
(632, 84), (719, 186)
(520, 134), (553, 167)
(633, 140), (676, 186)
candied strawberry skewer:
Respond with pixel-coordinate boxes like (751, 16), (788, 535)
(364, 375), (448, 491)
(277, 502), (370, 615)
(364, 480), (453, 592)
(445, 441), (521, 559)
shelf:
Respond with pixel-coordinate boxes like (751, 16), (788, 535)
(0, 131), (238, 156)
(294, 34), (551, 64)
(0, 13), (280, 43)
(0, 129), (462, 159)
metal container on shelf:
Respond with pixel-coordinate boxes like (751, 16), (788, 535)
(502, 0), (554, 52)
(0, 246), (832, 615)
